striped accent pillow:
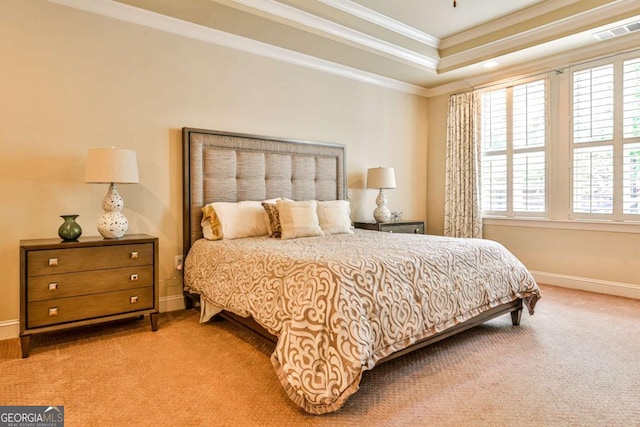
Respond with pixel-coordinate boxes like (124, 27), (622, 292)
(276, 200), (324, 240)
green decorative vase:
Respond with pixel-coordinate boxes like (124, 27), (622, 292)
(58, 214), (82, 241)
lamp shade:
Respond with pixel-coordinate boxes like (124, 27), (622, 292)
(367, 167), (396, 189)
(84, 147), (139, 184)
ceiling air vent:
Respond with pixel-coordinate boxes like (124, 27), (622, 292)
(593, 22), (640, 41)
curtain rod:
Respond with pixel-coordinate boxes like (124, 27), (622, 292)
(459, 68), (558, 94)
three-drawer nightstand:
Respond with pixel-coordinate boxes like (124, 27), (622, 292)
(19, 234), (159, 358)
(354, 220), (425, 234)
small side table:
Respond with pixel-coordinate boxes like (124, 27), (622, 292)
(354, 220), (425, 234)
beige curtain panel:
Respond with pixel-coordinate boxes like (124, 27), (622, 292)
(444, 91), (482, 239)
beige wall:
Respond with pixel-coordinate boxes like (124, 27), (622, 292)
(426, 94), (448, 237)
(0, 0), (428, 330)
(427, 95), (640, 297)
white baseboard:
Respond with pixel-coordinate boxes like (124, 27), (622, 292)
(159, 294), (186, 312)
(531, 270), (640, 300)
(0, 295), (187, 341)
(0, 319), (20, 341)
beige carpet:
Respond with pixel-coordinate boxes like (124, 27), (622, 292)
(1, 284), (639, 426)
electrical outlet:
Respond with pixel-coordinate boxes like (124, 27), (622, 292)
(347, 189), (353, 199)
(175, 255), (184, 271)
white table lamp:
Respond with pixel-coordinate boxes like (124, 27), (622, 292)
(84, 147), (139, 239)
(367, 167), (396, 223)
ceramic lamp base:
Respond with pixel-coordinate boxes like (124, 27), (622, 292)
(373, 206), (391, 223)
(97, 183), (129, 239)
(373, 189), (391, 223)
(97, 212), (128, 239)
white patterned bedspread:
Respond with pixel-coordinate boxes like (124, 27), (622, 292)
(184, 230), (540, 414)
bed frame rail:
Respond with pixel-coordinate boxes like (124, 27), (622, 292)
(185, 296), (524, 365)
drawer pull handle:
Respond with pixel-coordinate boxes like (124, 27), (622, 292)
(130, 274), (139, 281)
(130, 296), (139, 304)
(415, 228), (420, 233)
(48, 282), (58, 291)
(48, 258), (58, 266)
(130, 251), (139, 259)
(48, 307), (58, 316)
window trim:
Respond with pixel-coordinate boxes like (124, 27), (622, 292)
(483, 216), (640, 234)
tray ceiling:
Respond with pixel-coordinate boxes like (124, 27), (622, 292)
(53, 0), (640, 95)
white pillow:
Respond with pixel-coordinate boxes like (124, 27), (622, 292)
(201, 201), (269, 240)
(277, 199), (324, 240)
(317, 200), (354, 235)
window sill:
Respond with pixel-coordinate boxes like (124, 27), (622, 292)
(482, 217), (640, 234)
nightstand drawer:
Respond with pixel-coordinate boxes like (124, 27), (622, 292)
(27, 287), (154, 328)
(379, 223), (424, 234)
(27, 266), (154, 302)
(27, 243), (153, 276)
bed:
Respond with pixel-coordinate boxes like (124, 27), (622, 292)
(182, 128), (541, 414)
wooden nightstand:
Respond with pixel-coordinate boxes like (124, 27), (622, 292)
(19, 234), (159, 358)
(354, 220), (425, 234)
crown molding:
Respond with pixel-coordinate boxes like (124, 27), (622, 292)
(440, 0), (583, 50)
(438, 0), (640, 73)
(317, 0), (440, 48)
(426, 32), (640, 98)
(227, 0), (438, 69)
(47, 0), (430, 97)
(47, 0), (639, 99)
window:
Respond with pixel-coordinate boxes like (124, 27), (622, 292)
(481, 79), (547, 216)
(478, 51), (640, 225)
(571, 57), (640, 219)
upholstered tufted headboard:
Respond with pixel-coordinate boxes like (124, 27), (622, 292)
(182, 128), (346, 254)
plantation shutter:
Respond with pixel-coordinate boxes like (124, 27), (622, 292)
(572, 64), (614, 214)
(622, 58), (640, 214)
(481, 89), (507, 213)
(481, 79), (547, 216)
(512, 81), (546, 212)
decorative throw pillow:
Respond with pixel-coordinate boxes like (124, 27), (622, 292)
(262, 201), (283, 238)
(316, 200), (354, 235)
(201, 204), (223, 240)
(277, 199), (324, 240)
(201, 201), (269, 240)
